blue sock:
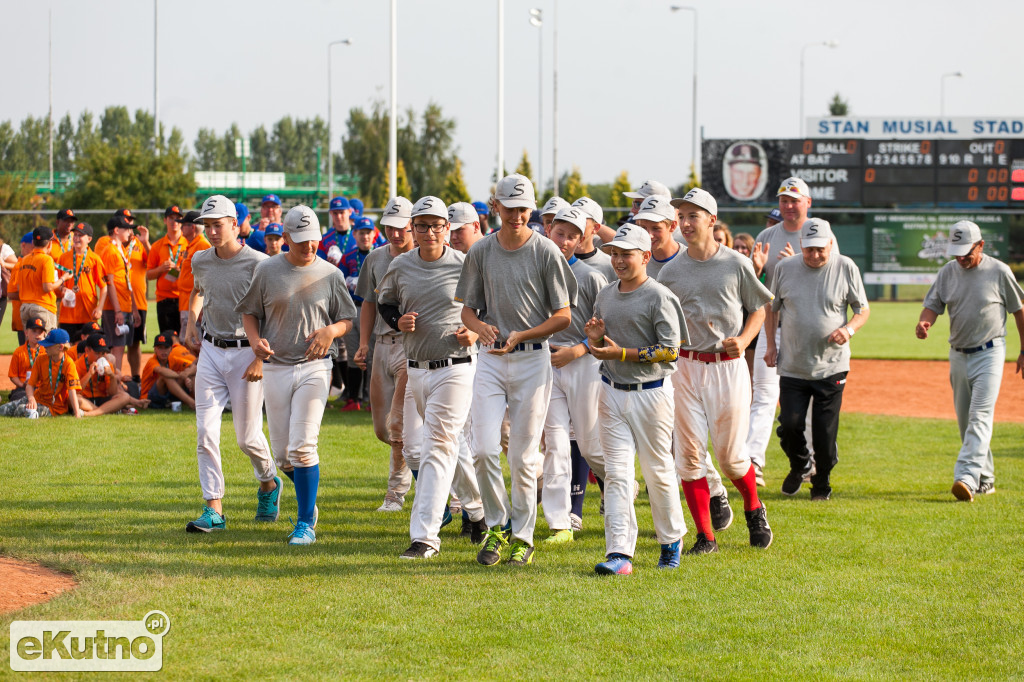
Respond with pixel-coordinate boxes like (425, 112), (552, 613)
(569, 440), (590, 518)
(293, 465), (320, 525)
(462, 510), (470, 522)
(411, 469), (418, 480)
(282, 468), (295, 483)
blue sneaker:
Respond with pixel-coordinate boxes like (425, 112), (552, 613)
(255, 476), (283, 522)
(441, 504), (453, 528)
(658, 540), (681, 569)
(186, 506), (225, 533)
(595, 554), (633, 575)
(287, 520), (316, 546)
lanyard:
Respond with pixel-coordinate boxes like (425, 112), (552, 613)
(168, 240), (184, 267)
(53, 236), (72, 255)
(47, 357), (63, 393)
(28, 345), (40, 368)
(117, 240), (136, 292)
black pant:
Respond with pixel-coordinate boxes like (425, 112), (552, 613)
(777, 372), (847, 495)
(156, 298), (181, 335)
(60, 322), (88, 341)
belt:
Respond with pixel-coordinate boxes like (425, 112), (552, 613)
(378, 334), (402, 344)
(408, 356), (474, 371)
(679, 349), (735, 363)
(601, 375), (664, 391)
(953, 339), (996, 354)
(491, 341), (545, 352)
(203, 332), (251, 349)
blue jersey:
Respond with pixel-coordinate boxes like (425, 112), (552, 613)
(244, 229), (266, 253)
(317, 229), (385, 261)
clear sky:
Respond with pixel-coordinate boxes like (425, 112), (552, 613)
(2, 0), (1021, 202)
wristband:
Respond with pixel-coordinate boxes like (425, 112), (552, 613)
(846, 326), (855, 337)
(620, 348), (626, 362)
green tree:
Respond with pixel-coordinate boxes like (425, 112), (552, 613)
(678, 163), (700, 194)
(610, 170), (631, 208)
(514, 149), (535, 191)
(561, 166), (587, 203)
(0, 173), (39, 246)
(193, 128), (227, 169)
(829, 93), (849, 116)
(248, 125), (270, 173)
(442, 158), (472, 204)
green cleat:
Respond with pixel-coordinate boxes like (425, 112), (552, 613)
(186, 506), (226, 533)
(476, 526), (509, 566)
(542, 529), (574, 544)
(507, 540), (535, 566)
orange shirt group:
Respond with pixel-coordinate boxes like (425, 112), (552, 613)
(148, 233), (189, 303)
(101, 239), (149, 314)
(17, 249), (59, 314)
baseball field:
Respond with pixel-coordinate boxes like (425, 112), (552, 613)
(2, 301), (1023, 679)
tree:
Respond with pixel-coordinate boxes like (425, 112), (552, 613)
(560, 166), (587, 203)
(679, 163), (701, 194)
(0, 173), (39, 246)
(442, 158), (471, 204)
(371, 160), (413, 209)
(829, 93), (849, 116)
(609, 170), (631, 208)
(514, 149), (535, 191)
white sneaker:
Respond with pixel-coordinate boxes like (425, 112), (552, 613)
(376, 494), (404, 512)
(569, 513), (583, 532)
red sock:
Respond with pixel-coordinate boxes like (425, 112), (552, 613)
(681, 478), (714, 541)
(731, 464), (762, 512)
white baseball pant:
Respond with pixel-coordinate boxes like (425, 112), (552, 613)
(454, 417), (485, 522)
(262, 358), (331, 469)
(195, 341), (276, 501)
(600, 381), (686, 557)
(471, 348), (552, 546)
(369, 334), (412, 496)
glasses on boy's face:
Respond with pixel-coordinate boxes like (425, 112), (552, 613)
(412, 223), (448, 234)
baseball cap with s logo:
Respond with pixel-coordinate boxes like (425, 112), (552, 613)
(494, 173), (537, 209)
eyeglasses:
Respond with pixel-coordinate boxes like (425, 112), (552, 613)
(412, 223), (448, 233)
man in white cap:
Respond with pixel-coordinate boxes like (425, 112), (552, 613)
(916, 221), (1024, 502)
(455, 173), (578, 566)
(182, 195), (280, 534)
(659, 188), (774, 554)
(570, 197), (616, 281)
(237, 205), (357, 545)
(448, 202), (485, 255)
(764, 218), (870, 500)
(539, 196), (570, 235)
(353, 197), (417, 513)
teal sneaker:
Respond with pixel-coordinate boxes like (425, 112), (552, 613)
(287, 520), (316, 546)
(255, 476), (283, 522)
(441, 504), (453, 528)
(186, 506), (226, 533)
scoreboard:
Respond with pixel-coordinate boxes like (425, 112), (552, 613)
(702, 138), (1024, 207)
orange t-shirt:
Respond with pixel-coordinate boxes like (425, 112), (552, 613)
(8, 261), (23, 331)
(101, 239), (147, 313)
(17, 249), (58, 313)
(8, 343), (43, 384)
(48, 234), (74, 262)
(28, 352), (81, 415)
(147, 233), (189, 302)
(75, 354), (115, 399)
(94, 235), (112, 256)
(56, 249), (106, 325)
(178, 235), (211, 311)
(66, 344), (79, 363)
(141, 344), (196, 396)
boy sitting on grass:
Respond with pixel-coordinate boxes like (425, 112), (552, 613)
(142, 332), (197, 410)
(76, 333), (151, 415)
(0, 328), (82, 418)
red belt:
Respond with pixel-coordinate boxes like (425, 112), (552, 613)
(679, 349), (735, 363)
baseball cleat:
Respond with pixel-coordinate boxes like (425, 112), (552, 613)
(658, 540), (682, 568)
(186, 506), (225, 533)
(255, 476), (283, 522)
(569, 513), (583, 532)
(745, 504), (773, 548)
(781, 467), (807, 496)
(686, 533), (719, 555)
(477, 526), (510, 566)
(440, 505), (453, 528)
(506, 541), (535, 566)
(376, 493), (404, 512)
(542, 529), (574, 544)
(976, 481), (996, 496)
(951, 480), (974, 502)
(810, 491), (832, 501)
(595, 554), (633, 575)
(400, 542), (439, 559)
(469, 518), (489, 544)
(709, 492), (733, 532)
(287, 520), (316, 545)
(459, 516), (473, 538)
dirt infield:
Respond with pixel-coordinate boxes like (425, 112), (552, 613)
(0, 558), (77, 615)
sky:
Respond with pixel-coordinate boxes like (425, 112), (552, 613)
(2, 0), (1022, 202)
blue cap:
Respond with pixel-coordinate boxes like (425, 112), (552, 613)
(261, 194), (282, 206)
(329, 196), (351, 212)
(235, 203), (250, 223)
(471, 201), (490, 216)
(353, 216), (375, 231)
(20, 232), (33, 244)
(39, 328), (71, 347)
(766, 207), (783, 222)
(264, 223), (284, 237)
(349, 198), (364, 216)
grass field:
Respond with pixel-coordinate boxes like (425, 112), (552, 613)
(2, 408), (1023, 679)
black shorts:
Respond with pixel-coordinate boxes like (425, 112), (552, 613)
(133, 310), (148, 345)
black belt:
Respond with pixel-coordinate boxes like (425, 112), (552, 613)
(408, 356), (474, 370)
(203, 332), (250, 349)
(491, 342), (545, 352)
(954, 339), (996, 354)
(601, 376), (664, 391)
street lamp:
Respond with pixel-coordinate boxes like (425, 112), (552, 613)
(941, 71), (963, 117)
(327, 38), (353, 201)
(670, 6), (698, 183)
(497, 0), (505, 183)
(800, 40), (839, 137)
(529, 8), (542, 191)
(389, 0), (397, 198)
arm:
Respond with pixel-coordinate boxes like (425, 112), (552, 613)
(723, 306), (766, 359)
(43, 272), (71, 293)
(489, 307), (572, 355)
(916, 308), (939, 339)
(93, 283), (108, 320)
(1013, 307), (1024, 379)
(594, 224), (617, 244)
(243, 313), (274, 360)
(25, 382), (37, 410)
(106, 274), (125, 326)
(764, 305), (779, 367)
(461, 306), (498, 345)
(184, 289), (204, 351)
(304, 319), (353, 362)
(69, 389), (83, 418)
(354, 301), (375, 370)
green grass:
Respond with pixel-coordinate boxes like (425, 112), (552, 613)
(2, 409), (1023, 679)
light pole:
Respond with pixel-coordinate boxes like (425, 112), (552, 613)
(48, 9), (53, 190)
(497, 0), (505, 182)
(154, 0), (159, 154)
(327, 38), (353, 201)
(552, 0), (559, 195)
(389, 0), (397, 198)
(800, 40), (838, 136)
(530, 8), (542, 191)
(670, 6), (698, 183)
(941, 71), (962, 117)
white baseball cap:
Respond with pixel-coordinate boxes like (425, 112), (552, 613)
(946, 220), (982, 257)
(602, 223), (652, 253)
(540, 196), (570, 216)
(777, 176), (811, 199)
(571, 197), (603, 225)
(283, 205), (321, 243)
(447, 202), (479, 229)
(411, 196), (448, 220)
(624, 179), (671, 200)
(633, 195), (675, 223)
(197, 195), (237, 222)
(800, 218), (834, 248)
(494, 173), (537, 209)
(670, 188), (718, 216)
(552, 206), (588, 234)
(379, 197), (413, 228)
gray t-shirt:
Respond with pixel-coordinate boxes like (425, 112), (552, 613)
(454, 230), (578, 342)
(658, 245), (773, 352)
(646, 246), (681, 279)
(377, 247), (475, 363)
(356, 246), (401, 337)
(576, 247), (616, 282)
(552, 258), (608, 347)
(235, 254), (357, 365)
(923, 254), (1024, 348)
(770, 254), (869, 380)
(593, 277), (686, 384)
(191, 245), (267, 340)
(755, 222), (840, 282)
